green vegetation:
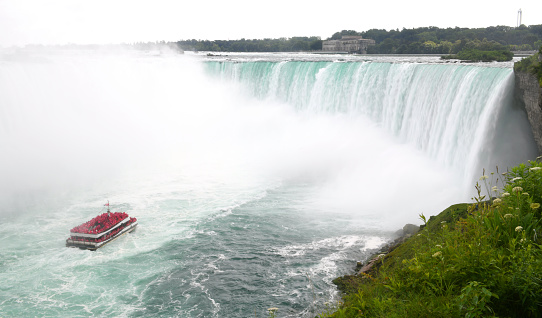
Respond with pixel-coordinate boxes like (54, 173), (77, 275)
(323, 161), (542, 317)
(344, 25), (542, 54)
(176, 37), (323, 52)
(171, 25), (542, 54)
(514, 46), (542, 87)
(441, 49), (513, 62)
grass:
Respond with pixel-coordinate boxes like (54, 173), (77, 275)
(323, 160), (542, 317)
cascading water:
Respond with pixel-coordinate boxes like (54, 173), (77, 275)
(0, 50), (537, 317)
(205, 60), (537, 185)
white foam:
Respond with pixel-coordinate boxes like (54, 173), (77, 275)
(276, 235), (384, 258)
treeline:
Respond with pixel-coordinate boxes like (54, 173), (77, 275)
(173, 25), (542, 54)
(176, 37), (323, 52)
(334, 25), (542, 54)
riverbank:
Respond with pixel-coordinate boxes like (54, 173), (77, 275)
(331, 203), (468, 296)
(325, 160), (542, 317)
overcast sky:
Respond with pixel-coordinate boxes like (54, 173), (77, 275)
(0, 0), (540, 47)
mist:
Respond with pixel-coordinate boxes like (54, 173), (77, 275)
(0, 49), (471, 228)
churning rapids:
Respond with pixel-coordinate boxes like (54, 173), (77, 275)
(0, 49), (537, 317)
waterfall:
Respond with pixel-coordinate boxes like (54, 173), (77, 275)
(2, 51), (539, 318)
(205, 61), (537, 184)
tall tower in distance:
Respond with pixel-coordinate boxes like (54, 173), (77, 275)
(517, 8), (523, 27)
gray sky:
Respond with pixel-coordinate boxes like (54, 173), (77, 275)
(0, 0), (540, 47)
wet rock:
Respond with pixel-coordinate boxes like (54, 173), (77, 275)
(402, 223), (420, 236)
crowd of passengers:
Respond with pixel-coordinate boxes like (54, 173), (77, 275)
(70, 217), (137, 243)
(71, 212), (131, 234)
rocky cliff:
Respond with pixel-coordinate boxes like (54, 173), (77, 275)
(515, 71), (542, 154)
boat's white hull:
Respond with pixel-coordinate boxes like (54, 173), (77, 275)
(66, 221), (138, 251)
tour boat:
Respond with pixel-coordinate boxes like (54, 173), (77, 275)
(66, 202), (138, 251)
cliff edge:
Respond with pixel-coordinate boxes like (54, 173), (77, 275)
(515, 71), (542, 154)
(515, 52), (542, 154)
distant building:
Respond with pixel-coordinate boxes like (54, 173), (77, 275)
(322, 35), (375, 54)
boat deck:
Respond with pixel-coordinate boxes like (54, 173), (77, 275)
(66, 220), (138, 251)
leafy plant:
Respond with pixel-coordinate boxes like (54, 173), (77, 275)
(323, 160), (542, 317)
(458, 281), (498, 317)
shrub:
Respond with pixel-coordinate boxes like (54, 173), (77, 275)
(442, 48), (513, 62)
(514, 46), (542, 87)
(324, 159), (542, 317)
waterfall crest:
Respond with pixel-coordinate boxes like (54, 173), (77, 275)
(205, 61), (536, 181)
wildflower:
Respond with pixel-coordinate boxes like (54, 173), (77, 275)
(523, 193), (530, 196)
(520, 238), (526, 243)
(492, 198), (502, 205)
(479, 175), (489, 180)
(436, 244), (442, 248)
(515, 226), (523, 232)
(537, 155), (542, 161)
(492, 186), (498, 192)
(502, 172), (508, 175)
(504, 214), (514, 219)
(531, 203), (540, 210)
(432, 251), (442, 258)
(511, 177), (523, 182)
(512, 186), (523, 193)
(267, 307), (279, 312)
(441, 221), (446, 224)
(530, 167), (541, 171)
(502, 192), (510, 197)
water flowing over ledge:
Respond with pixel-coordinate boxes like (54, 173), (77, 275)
(205, 60), (537, 184)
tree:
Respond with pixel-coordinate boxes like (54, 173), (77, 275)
(422, 41), (438, 53)
(309, 39), (323, 51)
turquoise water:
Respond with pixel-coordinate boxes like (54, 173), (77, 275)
(0, 51), (536, 317)
(204, 59), (532, 180)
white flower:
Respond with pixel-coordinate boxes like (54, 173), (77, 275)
(523, 192), (530, 196)
(512, 187), (523, 193)
(511, 177), (522, 182)
(432, 251), (442, 258)
(504, 214), (514, 219)
(267, 307), (279, 312)
(492, 198), (502, 205)
(436, 244), (442, 248)
(492, 186), (498, 192)
(530, 167), (541, 171)
(502, 192), (510, 197)
(515, 226), (523, 232)
(479, 175), (489, 180)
